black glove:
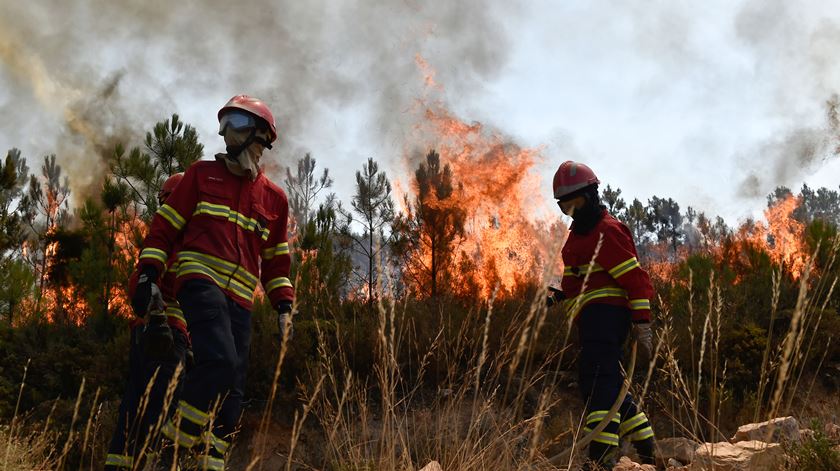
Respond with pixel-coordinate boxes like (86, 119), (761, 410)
(546, 287), (566, 307)
(276, 301), (293, 340)
(144, 313), (174, 359)
(131, 265), (159, 317)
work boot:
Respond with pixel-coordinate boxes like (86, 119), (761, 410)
(583, 442), (617, 470)
(633, 437), (656, 464)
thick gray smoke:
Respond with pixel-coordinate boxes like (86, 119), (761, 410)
(604, 0), (840, 203)
(0, 1), (521, 203)
(733, 0), (840, 197)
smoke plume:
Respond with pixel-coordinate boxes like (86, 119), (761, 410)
(0, 1), (522, 204)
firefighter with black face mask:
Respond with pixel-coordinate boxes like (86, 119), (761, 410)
(106, 173), (191, 471)
(552, 161), (655, 469)
(131, 95), (294, 470)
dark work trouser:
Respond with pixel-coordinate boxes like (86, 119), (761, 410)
(105, 325), (188, 470)
(161, 279), (251, 470)
(578, 303), (654, 468)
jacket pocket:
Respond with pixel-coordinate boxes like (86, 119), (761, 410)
(252, 202), (278, 242)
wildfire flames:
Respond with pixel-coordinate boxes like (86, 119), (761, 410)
(742, 194), (807, 279)
(402, 101), (562, 299)
(398, 59), (814, 299)
(19, 218), (140, 325)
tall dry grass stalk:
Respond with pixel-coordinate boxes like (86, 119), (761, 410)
(300, 237), (580, 470)
(653, 234), (840, 449)
(249, 297), (296, 471)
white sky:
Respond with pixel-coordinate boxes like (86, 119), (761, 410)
(1, 0), (839, 225)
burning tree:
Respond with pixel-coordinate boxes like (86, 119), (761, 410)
(394, 149), (465, 298)
(20, 154), (70, 319)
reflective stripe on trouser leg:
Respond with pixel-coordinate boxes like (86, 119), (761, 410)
(196, 454), (226, 471)
(577, 303), (631, 466)
(106, 326), (188, 467)
(194, 432), (228, 471)
(175, 279), (252, 453)
(104, 453), (133, 469)
(160, 397), (213, 448)
(174, 279), (239, 438)
(583, 409), (621, 446)
(617, 391), (655, 464)
(212, 291), (252, 450)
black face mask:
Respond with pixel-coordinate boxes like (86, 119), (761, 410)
(571, 194), (605, 235)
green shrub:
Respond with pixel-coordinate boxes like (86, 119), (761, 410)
(784, 421), (840, 471)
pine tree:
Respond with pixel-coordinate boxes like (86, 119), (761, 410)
(394, 150), (465, 297)
(284, 153), (333, 233)
(295, 195), (353, 314)
(109, 114), (203, 223)
(0, 148), (30, 256)
(20, 154), (71, 317)
(343, 158), (394, 303)
(601, 184), (626, 218)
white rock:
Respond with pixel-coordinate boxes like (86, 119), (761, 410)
(690, 440), (784, 471)
(611, 456), (656, 470)
(418, 460), (442, 471)
(730, 416), (800, 444)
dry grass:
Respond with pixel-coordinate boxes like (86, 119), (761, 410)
(1, 236), (839, 470)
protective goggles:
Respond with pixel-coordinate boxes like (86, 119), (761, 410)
(218, 110), (258, 135)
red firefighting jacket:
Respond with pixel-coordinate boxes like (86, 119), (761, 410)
(137, 159), (294, 311)
(561, 209), (652, 323)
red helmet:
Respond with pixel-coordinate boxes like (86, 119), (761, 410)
(218, 95), (278, 143)
(158, 173), (183, 204)
(552, 161), (600, 200)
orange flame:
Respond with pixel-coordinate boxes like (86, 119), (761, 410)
(743, 195), (807, 279)
(401, 101), (561, 298)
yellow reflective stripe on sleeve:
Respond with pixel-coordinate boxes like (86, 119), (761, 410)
(265, 276), (293, 293)
(177, 261), (254, 301)
(203, 431), (231, 454)
(105, 453), (134, 468)
(157, 204), (186, 230)
(178, 400), (210, 427)
(196, 455), (226, 471)
(563, 263), (605, 277)
(193, 202), (270, 240)
(563, 287), (628, 318)
(628, 426), (655, 442)
(608, 257), (640, 278)
(177, 251), (258, 290)
(629, 299), (651, 311)
(619, 412), (649, 436)
(162, 421), (199, 448)
(261, 242), (290, 260)
(165, 306), (186, 325)
(140, 247), (168, 264)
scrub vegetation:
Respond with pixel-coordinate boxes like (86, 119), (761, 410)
(0, 115), (839, 469)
